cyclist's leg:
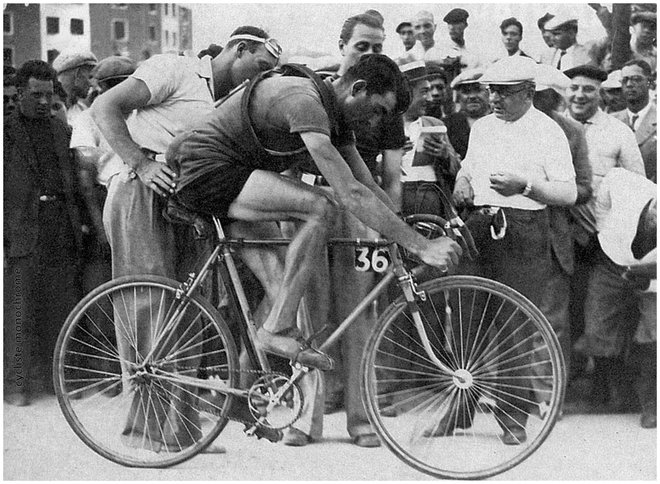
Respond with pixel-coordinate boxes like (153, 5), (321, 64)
(227, 171), (337, 362)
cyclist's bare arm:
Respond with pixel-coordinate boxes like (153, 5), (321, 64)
(91, 78), (176, 196)
(302, 131), (462, 269)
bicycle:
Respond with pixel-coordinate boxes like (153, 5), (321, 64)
(53, 208), (565, 480)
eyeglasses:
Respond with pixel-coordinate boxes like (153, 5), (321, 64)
(486, 85), (529, 99)
(621, 75), (648, 85)
(227, 34), (282, 60)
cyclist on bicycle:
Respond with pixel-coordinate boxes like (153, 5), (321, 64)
(166, 54), (462, 370)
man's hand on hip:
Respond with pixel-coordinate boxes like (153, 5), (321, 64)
(136, 160), (177, 197)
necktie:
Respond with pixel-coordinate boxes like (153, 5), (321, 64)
(556, 50), (566, 70)
(631, 114), (639, 132)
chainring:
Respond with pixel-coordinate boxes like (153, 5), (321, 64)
(246, 373), (304, 430)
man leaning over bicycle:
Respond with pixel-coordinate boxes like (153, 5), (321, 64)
(166, 54), (462, 370)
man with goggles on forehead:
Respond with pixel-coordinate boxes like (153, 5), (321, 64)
(90, 26), (280, 451)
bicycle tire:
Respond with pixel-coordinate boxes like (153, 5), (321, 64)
(53, 275), (239, 468)
(362, 275), (565, 480)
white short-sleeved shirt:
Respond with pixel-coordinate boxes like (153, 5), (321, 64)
(70, 109), (125, 185)
(457, 106), (575, 210)
(126, 54), (216, 154)
(566, 108), (645, 235)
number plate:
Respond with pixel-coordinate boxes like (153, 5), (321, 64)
(354, 247), (391, 273)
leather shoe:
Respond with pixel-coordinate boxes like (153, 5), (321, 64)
(257, 327), (334, 370)
(500, 428), (527, 445)
(4, 393), (29, 407)
(353, 433), (381, 447)
(244, 423), (283, 443)
(283, 427), (313, 446)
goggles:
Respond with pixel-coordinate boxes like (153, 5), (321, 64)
(227, 34), (282, 60)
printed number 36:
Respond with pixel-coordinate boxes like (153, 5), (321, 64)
(355, 247), (390, 273)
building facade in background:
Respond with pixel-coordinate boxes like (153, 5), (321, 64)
(4, 3), (193, 68)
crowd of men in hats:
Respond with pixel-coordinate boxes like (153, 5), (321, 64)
(3, 4), (657, 456)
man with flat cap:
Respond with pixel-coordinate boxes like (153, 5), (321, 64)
(52, 49), (98, 125)
(563, 64), (645, 409)
(442, 68), (490, 159)
(395, 20), (417, 56)
(434, 56), (576, 445)
(543, 15), (597, 71)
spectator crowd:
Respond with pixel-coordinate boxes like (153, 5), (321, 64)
(3, 2), (657, 452)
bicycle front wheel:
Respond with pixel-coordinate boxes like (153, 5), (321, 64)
(362, 275), (565, 480)
(53, 275), (239, 468)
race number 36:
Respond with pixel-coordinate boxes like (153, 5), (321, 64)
(354, 247), (391, 273)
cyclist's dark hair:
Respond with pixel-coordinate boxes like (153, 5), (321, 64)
(340, 54), (411, 114)
(340, 13), (384, 43)
(622, 59), (653, 78)
(15, 59), (56, 89)
(500, 17), (523, 36)
(226, 26), (269, 53)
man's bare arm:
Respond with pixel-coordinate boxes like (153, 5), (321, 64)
(303, 132), (461, 269)
(90, 77), (176, 196)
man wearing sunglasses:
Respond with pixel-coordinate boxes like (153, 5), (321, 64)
(446, 56), (577, 445)
(90, 26), (281, 451)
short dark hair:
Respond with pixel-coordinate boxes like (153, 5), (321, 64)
(340, 13), (384, 43)
(363, 9), (384, 24)
(198, 43), (223, 59)
(500, 17), (523, 36)
(537, 13), (554, 31)
(341, 54), (411, 114)
(622, 59), (653, 78)
(15, 59), (57, 89)
(226, 26), (269, 53)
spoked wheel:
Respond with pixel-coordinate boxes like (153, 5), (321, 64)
(53, 275), (239, 468)
(362, 275), (565, 480)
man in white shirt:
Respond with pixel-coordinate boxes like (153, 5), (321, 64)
(499, 17), (533, 59)
(611, 60), (656, 182)
(52, 50), (98, 125)
(91, 26), (281, 450)
(439, 56), (576, 445)
(543, 16), (597, 71)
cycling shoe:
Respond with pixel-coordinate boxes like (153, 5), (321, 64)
(257, 327), (334, 371)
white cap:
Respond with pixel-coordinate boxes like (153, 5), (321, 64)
(535, 64), (570, 94)
(544, 15), (578, 31)
(601, 70), (622, 90)
(480, 56), (536, 85)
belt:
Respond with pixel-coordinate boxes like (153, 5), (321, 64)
(39, 194), (63, 203)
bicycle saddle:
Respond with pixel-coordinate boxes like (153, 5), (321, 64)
(162, 198), (213, 240)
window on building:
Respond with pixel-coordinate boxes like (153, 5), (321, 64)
(148, 25), (156, 41)
(164, 4), (168, 15)
(4, 47), (14, 66)
(173, 32), (177, 46)
(47, 49), (59, 64)
(70, 18), (84, 35)
(165, 30), (169, 45)
(46, 17), (60, 35)
(113, 3), (128, 9)
(112, 20), (127, 41)
(149, 4), (157, 14)
(4, 11), (13, 35)
(172, 4), (176, 16)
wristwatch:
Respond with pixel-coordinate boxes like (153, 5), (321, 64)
(522, 180), (533, 197)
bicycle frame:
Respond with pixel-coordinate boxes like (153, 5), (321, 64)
(144, 215), (457, 390)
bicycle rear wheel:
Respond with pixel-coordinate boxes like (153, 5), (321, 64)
(53, 275), (239, 468)
(362, 275), (565, 480)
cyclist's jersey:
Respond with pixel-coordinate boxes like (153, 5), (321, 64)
(168, 76), (354, 192)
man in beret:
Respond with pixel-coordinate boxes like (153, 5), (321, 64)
(442, 69), (490, 159)
(629, 9), (657, 75)
(543, 15), (597, 71)
(440, 56), (576, 445)
(563, 64), (646, 411)
(396, 21), (417, 54)
(424, 61), (452, 119)
(90, 26), (281, 450)
(615, 60), (656, 183)
(52, 49), (98, 125)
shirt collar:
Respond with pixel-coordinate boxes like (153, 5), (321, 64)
(197, 55), (214, 99)
(628, 102), (652, 123)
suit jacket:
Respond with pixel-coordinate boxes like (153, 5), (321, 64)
(612, 104), (657, 183)
(548, 113), (593, 275)
(4, 111), (83, 258)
